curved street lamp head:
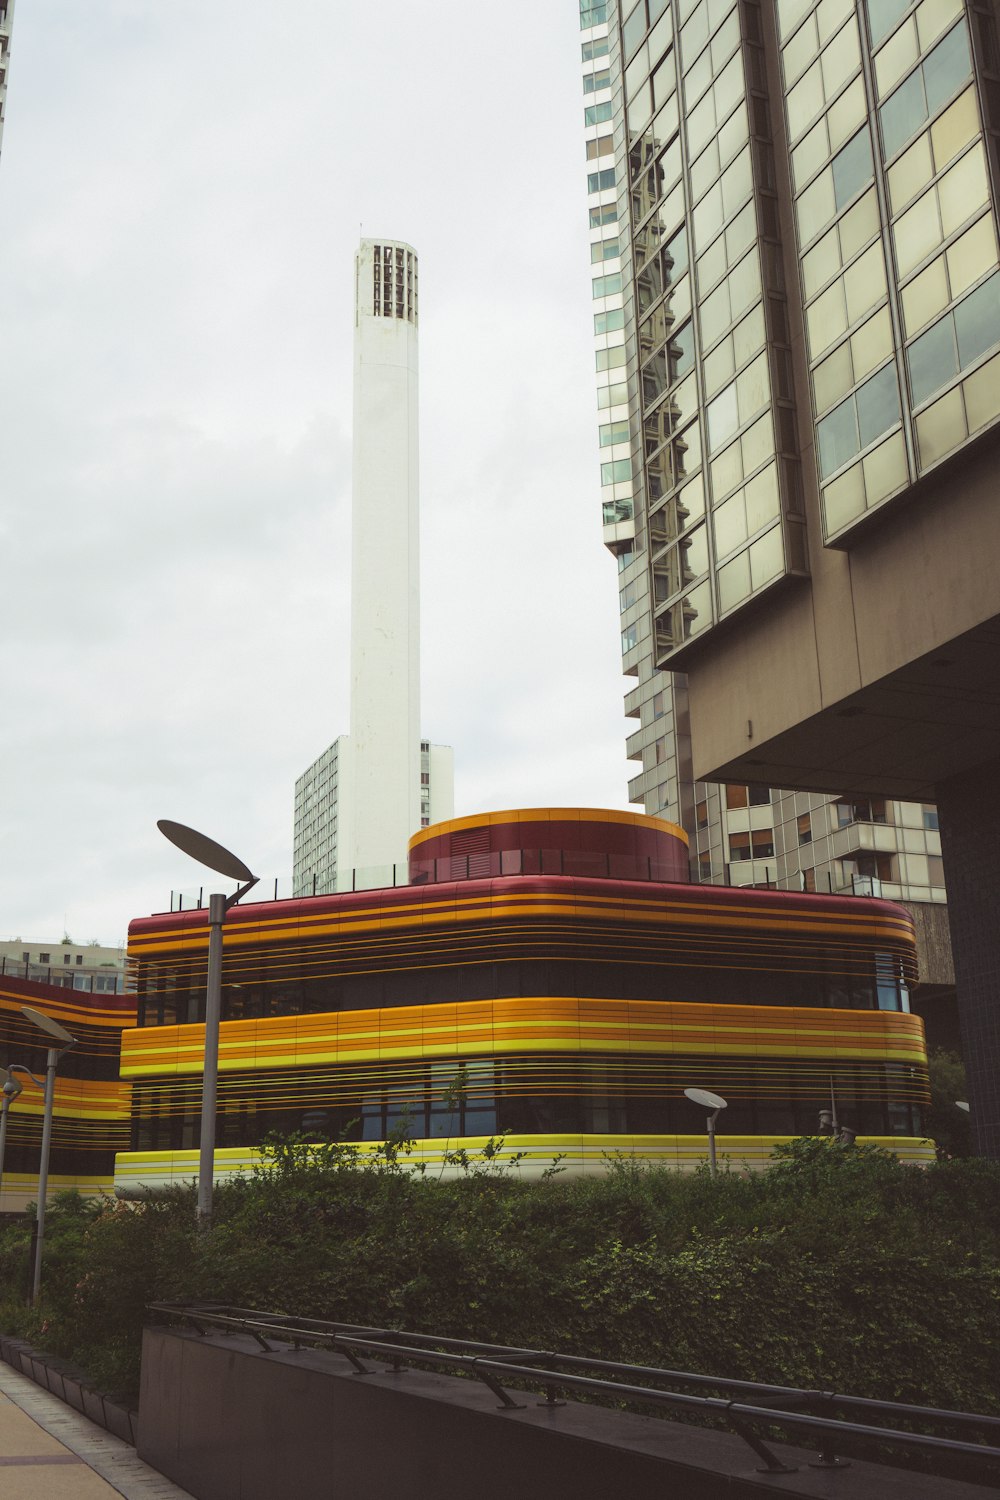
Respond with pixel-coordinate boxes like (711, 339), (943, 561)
(1, 1074), (23, 1099)
(684, 1087), (728, 1112)
(21, 1006), (76, 1046)
(157, 819), (256, 884)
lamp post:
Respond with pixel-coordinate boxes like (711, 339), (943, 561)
(0, 1069), (24, 1211)
(19, 1005), (78, 1303)
(684, 1087), (728, 1176)
(157, 820), (258, 1225)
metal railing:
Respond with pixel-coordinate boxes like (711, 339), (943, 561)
(148, 1302), (1000, 1482)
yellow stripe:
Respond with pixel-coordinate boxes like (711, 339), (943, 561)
(120, 996), (927, 1077)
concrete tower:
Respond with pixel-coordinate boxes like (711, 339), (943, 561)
(341, 238), (422, 877)
(293, 241), (453, 896)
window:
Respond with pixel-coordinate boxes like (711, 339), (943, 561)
(696, 799), (709, 829)
(622, 624), (638, 651)
(906, 271), (1000, 407)
(583, 69), (612, 94)
(923, 806), (939, 830)
(585, 101), (614, 126)
(597, 345), (627, 371)
(593, 271), (623, 298)
(866, 0), (912, 48)
(726, 784), (748, 809)
(652, 690), (665, 719)
(590, 203), (619, 228)
(798, 813), (812, 844)
(63, 952), (71, 964)
(802, 867), (817, 892)
(76, 953), (84, 965)
(586, 135), (614, 161)
(729, 831), (751, 861)
(817, 363), (900, 478)
(39, 952), (50, 964)
(600, 419), (630, 446)
(587, 167), (617, 194)
(748, 784), (771, 806)
(928, 854), (945, 885)
(879, 22), (972, 161)
(595, 308), (625, 334)
(832, 129), (874, 212)
(591, 237), (620, 262)
(580, 1), (609, 26)
(582, 37), (610, 61)
(601, 458), (632, 485)
(623, 2), (648, 63)
(752, 830), (775, 859)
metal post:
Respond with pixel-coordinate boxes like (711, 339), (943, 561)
(707, 1109), (718, 1177)
(32, 1047), (59, 1303)
(197, 893), (226, 1226)
(0, 1087), (13, 1206)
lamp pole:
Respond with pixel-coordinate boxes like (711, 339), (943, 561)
(0, 1072), (23, 1210)
(157, 820), (258, 1225)
(19, 1006), (77, 1303)
(684, 1087), (728, 1177)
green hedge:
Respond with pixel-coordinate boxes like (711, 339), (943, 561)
(1, 1136), (997, 1411)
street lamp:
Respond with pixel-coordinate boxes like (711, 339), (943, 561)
(157, 820), (258, 1225)
(0, 1068), (24, 1210)
(684, 1087), (727, 1176)
(19, 1004), (78, 1303)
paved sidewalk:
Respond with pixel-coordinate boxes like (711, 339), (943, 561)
(0, 1360), (194, 1500)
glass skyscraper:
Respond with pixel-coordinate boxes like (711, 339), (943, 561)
(576, 0), (998, 907)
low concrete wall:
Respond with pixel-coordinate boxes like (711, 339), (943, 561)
(137, 1326), (986, 1500)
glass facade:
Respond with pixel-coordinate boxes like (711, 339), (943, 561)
(778, 0), (1000, 540)
(580, 0), (996, 906)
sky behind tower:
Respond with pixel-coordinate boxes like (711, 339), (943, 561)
(0, 2), (633, 945)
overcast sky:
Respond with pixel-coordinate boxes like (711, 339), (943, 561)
(0, 2), (633, 947)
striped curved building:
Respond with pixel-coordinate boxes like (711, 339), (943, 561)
(0, 974), (133, 1211)
(115, 808), (931, 1194)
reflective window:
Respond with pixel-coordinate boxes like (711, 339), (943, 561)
(587, 167), (617, 193)
(867, 0), (913, 49)
(817, 363), (901, 478)
(893, 142), (990, 280)
(906, 270), (1000, 405)
(832, 129), (873, 210)
(585, 100), (614, 126)
(583, 69), (612, 93)
(879, 21), (971, 160)
(592, 271), (624, 297)
(582, 37), (610, 61)
(595, 308), (625, 334)
(589, 203), (619, 228)
(623, 1), (648, 63)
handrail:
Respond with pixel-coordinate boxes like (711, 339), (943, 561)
(147, 1302), (1000, 1480)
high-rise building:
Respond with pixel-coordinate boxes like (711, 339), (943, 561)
(293, 735), (454, 896)
(293, 239), (454, 895)
(0, 0), (14, 161)
(578, 0), (952, 908)
(579, 0), (1000, 1151)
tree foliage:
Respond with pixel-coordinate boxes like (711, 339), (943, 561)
(1, 1137), (997, 1413)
